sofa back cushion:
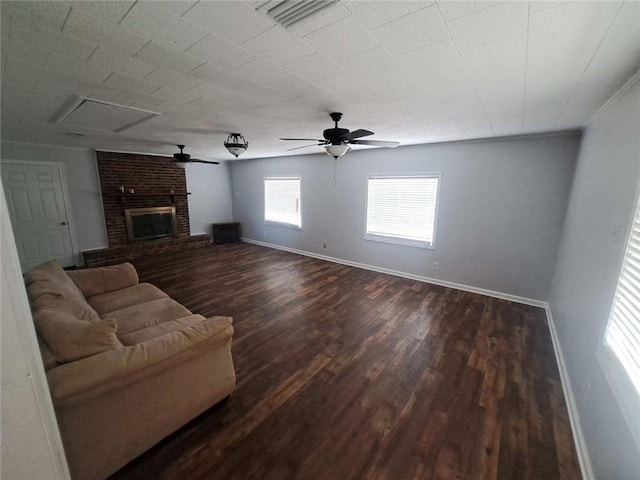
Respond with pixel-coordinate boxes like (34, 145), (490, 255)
(25, 261), (99, 321)
(26, 261), (85, 301)
(34, 310), (122, 362)
(67, 263), (139, 298)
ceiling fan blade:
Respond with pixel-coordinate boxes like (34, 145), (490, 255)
(343, 129), (374, 141)
(190, 159), (221, 165)
(286, 144), (321, 151)
(279, 137), (324, 141)
(350, 139), (400, 148)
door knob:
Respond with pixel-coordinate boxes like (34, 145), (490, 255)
(60, 222), (67, 226)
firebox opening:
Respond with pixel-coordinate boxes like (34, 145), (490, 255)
(125, 207), (177, 243)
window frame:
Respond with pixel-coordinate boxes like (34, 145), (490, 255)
(263, 175), (302, 230)
(597, 186), (640, 449)
(363, 173), (441, 250)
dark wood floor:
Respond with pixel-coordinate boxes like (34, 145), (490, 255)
(111, 243), (581, 480)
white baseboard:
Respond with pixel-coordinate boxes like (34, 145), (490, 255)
(241, 237), (546, 308)
(544, 305), (594, 480)
(241, 237), (592, 478)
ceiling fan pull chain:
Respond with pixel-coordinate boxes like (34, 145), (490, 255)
(333, 157), (337, 186)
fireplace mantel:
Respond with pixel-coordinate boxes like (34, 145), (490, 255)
(103, 192), (192, 204)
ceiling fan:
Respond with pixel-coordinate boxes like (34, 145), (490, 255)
(280, 112), (400, 158)
(172, 145), (220, 169)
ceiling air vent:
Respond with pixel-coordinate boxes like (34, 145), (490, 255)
(52, 97), (161, 133)
(254, 0), (340, 28)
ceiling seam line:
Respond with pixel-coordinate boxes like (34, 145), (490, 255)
(86, 45), (100, 64)
(551, 1), (625, 130)
(181, 32), (211, 54)
(363, 2), (434, 32)
(143, 66), (160, 80)
(187, 27), (273, 71)
(293, 8), (349, 37)
(186, 62), (208, 76)
(298, 9), (381, 69)
(585, 69), (640, 126)
(439, 1), (506, 24)
(391, 37), (452, 62)
(180, 1), (200, 18)
(132, 39), (153, 58)
(521, 1), (531, 132)
(447, 114), (470, 138)
(434, 3), (496, 136)
(117, 0), (138, 26)
(317, 7), (396, 93)
(60, 5), (72, 33)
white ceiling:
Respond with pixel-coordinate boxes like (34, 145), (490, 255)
(1, 1), (639, 161)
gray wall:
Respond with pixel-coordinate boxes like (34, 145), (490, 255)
(1, 142), (108, 251)
(186, 161), (234, 235)
(230, 134), (580, 301)
(548, 79), (640, 478)
(0, 142), (236, 250)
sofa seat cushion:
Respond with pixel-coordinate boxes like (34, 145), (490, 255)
(118, 314), (207, 346)
(106, 297), (192, 336)
(88, 283), (167, 316)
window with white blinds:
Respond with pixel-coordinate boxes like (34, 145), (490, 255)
(264, 177), (301, 228)
(605, 195), (640, 397)
(365, 175), (440, 248)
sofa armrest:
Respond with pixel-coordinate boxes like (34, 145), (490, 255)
(66, 263), (139, 297)
(47, 316), (233, 406)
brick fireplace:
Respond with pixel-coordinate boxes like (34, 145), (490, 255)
(82, 151), (210, 267)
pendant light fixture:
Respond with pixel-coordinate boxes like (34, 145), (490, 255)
(224, 133), (249, 158)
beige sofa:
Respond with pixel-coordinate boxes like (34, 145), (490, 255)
(25, 261), (236, 480)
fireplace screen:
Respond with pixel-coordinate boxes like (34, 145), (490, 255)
(125, 207), (177, 243)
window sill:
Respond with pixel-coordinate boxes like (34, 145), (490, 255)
(364, 233), (433, 250)
(265, 220), (302, 231)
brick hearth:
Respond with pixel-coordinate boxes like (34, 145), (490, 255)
(82, 235), (211, 267)
(82, 151), (210, 267)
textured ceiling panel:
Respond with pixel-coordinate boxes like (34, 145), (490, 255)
(0, 0), (638, 161)
(182, 1), (274, 44)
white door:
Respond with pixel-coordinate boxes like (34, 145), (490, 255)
(1, 162), (77, 271)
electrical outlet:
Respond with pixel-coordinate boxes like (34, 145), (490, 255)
(611, 223), (621, 243)
(323, 243), (327, 249)
(432, 262), (439, 271)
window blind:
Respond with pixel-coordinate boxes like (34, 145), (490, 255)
(606, 197), (640, 396)
(366, 175), (439, 246)
(264, 177), (301, 227)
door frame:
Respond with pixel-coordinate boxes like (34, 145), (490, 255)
(1, 159), (82, 267)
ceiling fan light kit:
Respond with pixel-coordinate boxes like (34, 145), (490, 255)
(224, 133), (249, 158)
(280, 112), (400, 158)
(325, 144), (350, 159)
